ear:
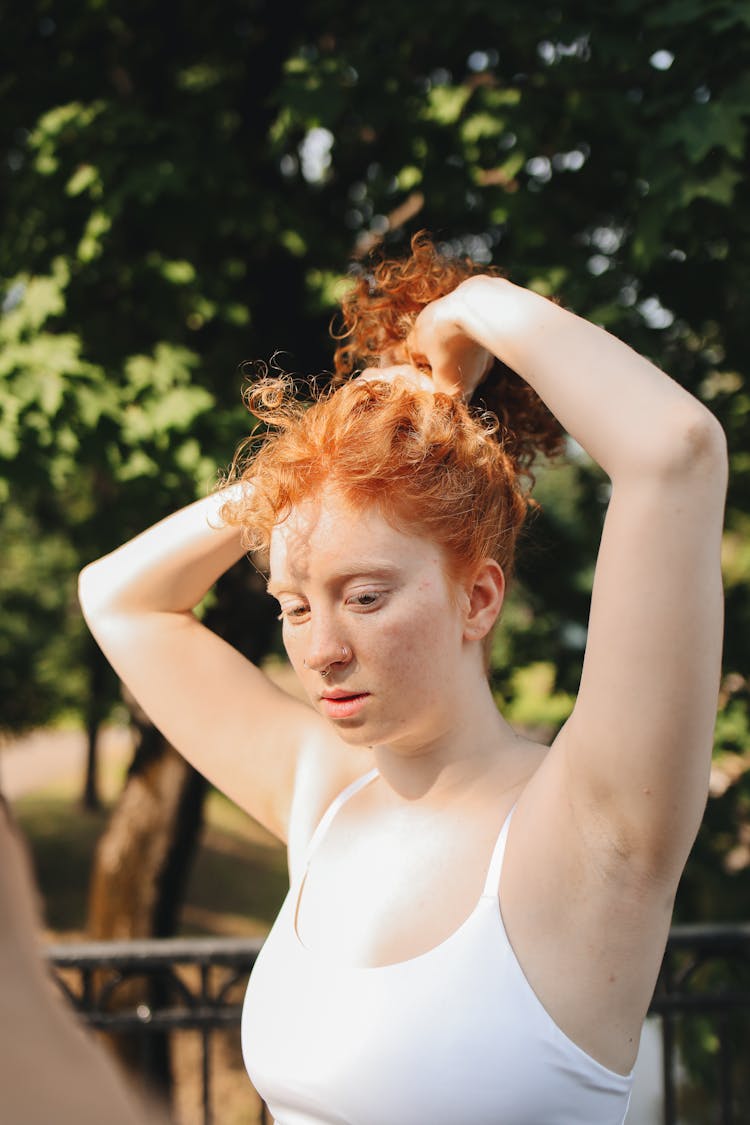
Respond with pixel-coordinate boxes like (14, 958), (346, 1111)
(462, 559), (505, 642)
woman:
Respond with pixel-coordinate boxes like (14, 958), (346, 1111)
(79, 235), (727, 1124)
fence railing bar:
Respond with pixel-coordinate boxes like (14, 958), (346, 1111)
(718, 1009), (733, 1125)
(200, 964), (212, 1125)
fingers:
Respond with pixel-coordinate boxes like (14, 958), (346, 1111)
(358, 364), (435, 393)
(406, 299), (494, 400)
(428, 367), (465, 398)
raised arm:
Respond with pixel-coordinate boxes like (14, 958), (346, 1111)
(409, 276), (728, 878)
(78, 488), (340, 842)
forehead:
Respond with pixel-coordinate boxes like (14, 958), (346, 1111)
(268, 492), (445, 589)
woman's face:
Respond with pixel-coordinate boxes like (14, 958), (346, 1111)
(267, 490), (471, 755)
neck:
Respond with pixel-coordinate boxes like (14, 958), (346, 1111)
(371, 681), (526, 804)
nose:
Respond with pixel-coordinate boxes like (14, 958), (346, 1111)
(303, 618), (352, 676)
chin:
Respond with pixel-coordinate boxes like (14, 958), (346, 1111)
(325, 720), (374, 746)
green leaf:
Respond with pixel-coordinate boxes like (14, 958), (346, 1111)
(160, 259), (198, 285)
(305, 269), (352, 312)
(148, 384), (215, 432)
(66, 163), (100, 197)
(124, 343), (200, 396)
(501, 662), (575, 729)
(280, 230), (307, 257)
(660, 103), (747, 163)
(461, 112), (506, 144)
(423, 84), (473, 125)
(76, 209), (112, 263)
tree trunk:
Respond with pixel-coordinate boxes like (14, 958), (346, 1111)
(82, 641), (110, 811)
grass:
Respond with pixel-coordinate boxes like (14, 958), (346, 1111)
(182, 790), (289, 938)
(14, 793), (111, 934)
(13, 754), (288, 941)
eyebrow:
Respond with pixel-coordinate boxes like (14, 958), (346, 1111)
(266, 562), (402, 597)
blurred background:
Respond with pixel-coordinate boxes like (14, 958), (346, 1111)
(1, 1), (748, 1122)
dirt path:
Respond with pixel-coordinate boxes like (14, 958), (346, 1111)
(0, 726), (133, 801)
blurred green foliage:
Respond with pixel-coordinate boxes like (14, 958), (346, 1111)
(1, 0), (748, 906)
(1, 1), (749, 1112)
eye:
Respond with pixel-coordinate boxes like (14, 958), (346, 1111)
(346, 591), (383, 610)
(277, 602), (310, 623)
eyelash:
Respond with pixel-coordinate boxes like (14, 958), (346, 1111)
(277, 605), (308, 622)
(348, 592), (380, 608)
(276, 591), (384, 622)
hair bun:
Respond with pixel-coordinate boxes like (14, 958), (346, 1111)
(332, 231), (564, 476)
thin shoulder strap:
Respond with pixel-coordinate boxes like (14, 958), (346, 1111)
(303, 767), (380, 869)
(481, 802), (518, 898)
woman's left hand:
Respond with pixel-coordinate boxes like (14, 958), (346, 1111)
(406, 288), (494, 399)
(357, 362), (436, 393)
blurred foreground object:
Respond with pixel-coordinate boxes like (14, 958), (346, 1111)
(0, 797), (164, 1125)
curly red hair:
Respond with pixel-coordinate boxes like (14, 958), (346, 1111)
(332, 232), (563, 472)
(220, 376), (529, 584)
(220, 234), (565, 584)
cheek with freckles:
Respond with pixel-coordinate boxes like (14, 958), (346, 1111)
(373, 591), (460, 694)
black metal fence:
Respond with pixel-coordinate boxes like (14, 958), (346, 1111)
(650, 923), (750, 1125)
(46, 935), (269, 1125)
(46, 923), (750, 1125)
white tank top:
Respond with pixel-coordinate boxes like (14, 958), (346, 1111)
(242, 769), (633, 1124)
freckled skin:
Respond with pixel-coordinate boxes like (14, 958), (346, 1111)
(268, 491), (494, 762)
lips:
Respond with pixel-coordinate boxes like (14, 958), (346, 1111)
(319, 691), (370, 720)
